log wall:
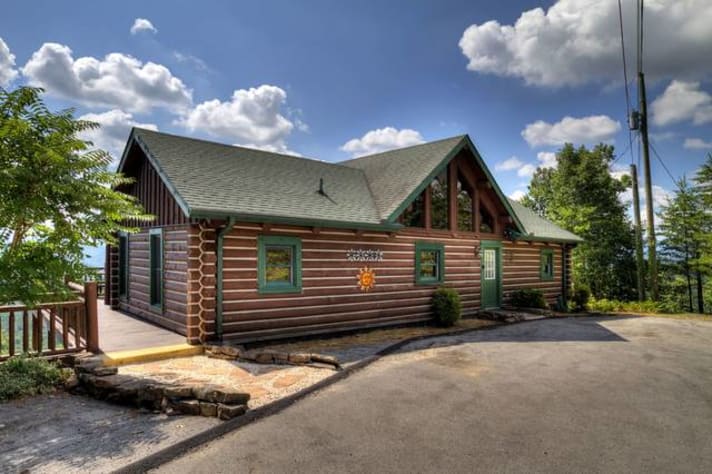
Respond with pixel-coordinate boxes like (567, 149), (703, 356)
(502, 241), (566, 305)
(116, 224), (191, 337)
(211, 222), (567, 343)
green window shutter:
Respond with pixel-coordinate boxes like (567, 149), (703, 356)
(257, 235), (302, 294)
(415, 242), (445, 285)
(149, 228), (163, 308)
(540, 248), (554, 280)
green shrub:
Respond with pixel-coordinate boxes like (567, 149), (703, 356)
(509, 289), (547, 309)
(0, 356), (69, 402)
(432, 287), (461, 327)
(588, 298), (670, 314)
(571, 285), (590, 312)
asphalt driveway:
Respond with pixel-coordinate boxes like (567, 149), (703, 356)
(157, 316), (712, 473)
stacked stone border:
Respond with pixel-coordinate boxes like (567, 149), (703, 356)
(69, 355), (249, 420)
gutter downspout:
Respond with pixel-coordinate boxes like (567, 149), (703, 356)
(215, 217), (236, 340)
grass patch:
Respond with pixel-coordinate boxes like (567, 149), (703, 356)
(0, 356), (70, 402)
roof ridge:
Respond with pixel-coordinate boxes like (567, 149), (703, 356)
(132, 127), (355, 172)
(339, 134), (467, 164)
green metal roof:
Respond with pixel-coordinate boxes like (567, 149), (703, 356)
(121, 128), (582, 242)
(507, 199), (584, 243)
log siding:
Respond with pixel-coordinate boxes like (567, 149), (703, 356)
(198, 222), (570, 343)
(115, 225), (191, 337)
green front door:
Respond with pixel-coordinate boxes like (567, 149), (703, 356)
(481, 242), (501, 309)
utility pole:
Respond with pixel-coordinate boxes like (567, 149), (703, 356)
(630, 164), (645, 300)
(633, 0), (658, 301)
(638, 72), (658, 300)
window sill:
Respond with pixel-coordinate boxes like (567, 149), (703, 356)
(258, 286), (302, 295)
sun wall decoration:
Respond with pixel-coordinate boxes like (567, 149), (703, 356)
(357, 266), (376, 291)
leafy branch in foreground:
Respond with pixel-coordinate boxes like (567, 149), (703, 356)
(0, 87), (152, 306)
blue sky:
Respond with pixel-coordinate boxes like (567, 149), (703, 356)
(1, 0), (711, 264)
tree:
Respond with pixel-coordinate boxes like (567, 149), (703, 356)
(692, 153), (712, 312)
(658, 178), (706, 313)
(0, 87), (150, 306)
(521, 144), (637, 300)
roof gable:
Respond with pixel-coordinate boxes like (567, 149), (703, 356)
(341, 135), (526, 232)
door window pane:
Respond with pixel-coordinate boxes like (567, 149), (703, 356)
(483, 249), (496, 280)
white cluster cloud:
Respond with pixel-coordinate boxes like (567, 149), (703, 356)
(79, 109), (158, 159)
(495, 156), (523, 171)
(22, 43), (192, 113)
(459, 0), (712, 87)
(537, 151), (557, 169)
(177, 85), (296, 154)
(621, 184), (671, 210)
(508, 190), (526, 201)
(496, 155), (538, 179)
(651, 80), (712, 127)
(0, 37), (18, 87)
(130, 18), (157, 35)
(684, 138), (712, 150)
(341, 127), (425, 157)
(522, 115), (621, 147)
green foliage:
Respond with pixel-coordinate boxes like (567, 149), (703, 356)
(521, 144), (637, 300)
(0, 356), (69, 401)
(432, 286), (461, 327)
(658, 177), (708, 313)
(571, 285), (590, 312)
(509, 289), (547, 309)
(588, 297), (672, 314)
(0, 87), (151, 306)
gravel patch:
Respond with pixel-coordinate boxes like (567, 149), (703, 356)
(0, 392), (219, 474)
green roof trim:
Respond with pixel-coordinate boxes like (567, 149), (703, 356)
(117, 128), (581, 244)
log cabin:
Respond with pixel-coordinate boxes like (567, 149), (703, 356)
(106, 129), (582, 344)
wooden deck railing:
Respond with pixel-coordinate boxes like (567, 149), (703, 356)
(0, 282), (99, 361)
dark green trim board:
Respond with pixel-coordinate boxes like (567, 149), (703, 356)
(480, 240), (502, 309)
(257, 235), (303, 294)
(414, 242), (445, 285)
(215, 217), (236, 339)
(540, 248), (555, 280)
(148, 228), (164, 311)
(191, 209), (402, 232)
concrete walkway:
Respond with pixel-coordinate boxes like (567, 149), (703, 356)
(98, 304), (186, 353)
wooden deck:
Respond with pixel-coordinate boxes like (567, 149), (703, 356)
(98, 303), (186, 353)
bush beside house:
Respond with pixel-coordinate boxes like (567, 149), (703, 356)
(432, 287), (461, 327)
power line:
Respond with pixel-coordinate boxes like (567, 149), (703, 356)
(617, 0), (636, 166)
(649, 140), (681, 187)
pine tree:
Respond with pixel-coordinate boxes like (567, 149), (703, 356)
(658, 178), (706, 313)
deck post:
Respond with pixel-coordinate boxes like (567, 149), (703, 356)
(84, 281), (100, 352)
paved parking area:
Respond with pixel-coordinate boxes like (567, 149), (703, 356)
(159, 316), (712, 473)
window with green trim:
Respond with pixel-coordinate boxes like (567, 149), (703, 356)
(258, 236), (302, 293)
(541, 248), (554, 280)
(118, 233), (129, 299)
(149, 229), (163, 308)
(415, 242), (445, 285)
